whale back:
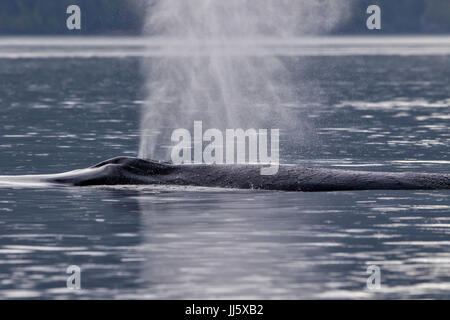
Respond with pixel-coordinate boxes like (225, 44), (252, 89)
(0, 156), (448, 191)
(91, 157), (174, 175)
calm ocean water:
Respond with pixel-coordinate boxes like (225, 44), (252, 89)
(0, 37), (449, 299)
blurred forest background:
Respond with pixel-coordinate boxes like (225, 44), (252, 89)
(0, 0), (449, 35)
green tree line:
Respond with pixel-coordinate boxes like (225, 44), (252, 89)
(337, 0), (450, 33)
(0, 0), (449, 35)
(0, 0), (144, 34)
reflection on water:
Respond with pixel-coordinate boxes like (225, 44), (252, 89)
(0, 38), (449, 299)
(0, 187), (449, 299)
(1, 36), (450, 58)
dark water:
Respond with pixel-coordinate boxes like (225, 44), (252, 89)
(0, 38), (449, 299)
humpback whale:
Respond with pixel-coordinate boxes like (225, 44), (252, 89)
(0, 156), (449, 192)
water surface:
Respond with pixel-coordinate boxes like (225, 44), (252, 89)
(0, 37), (449, 299)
